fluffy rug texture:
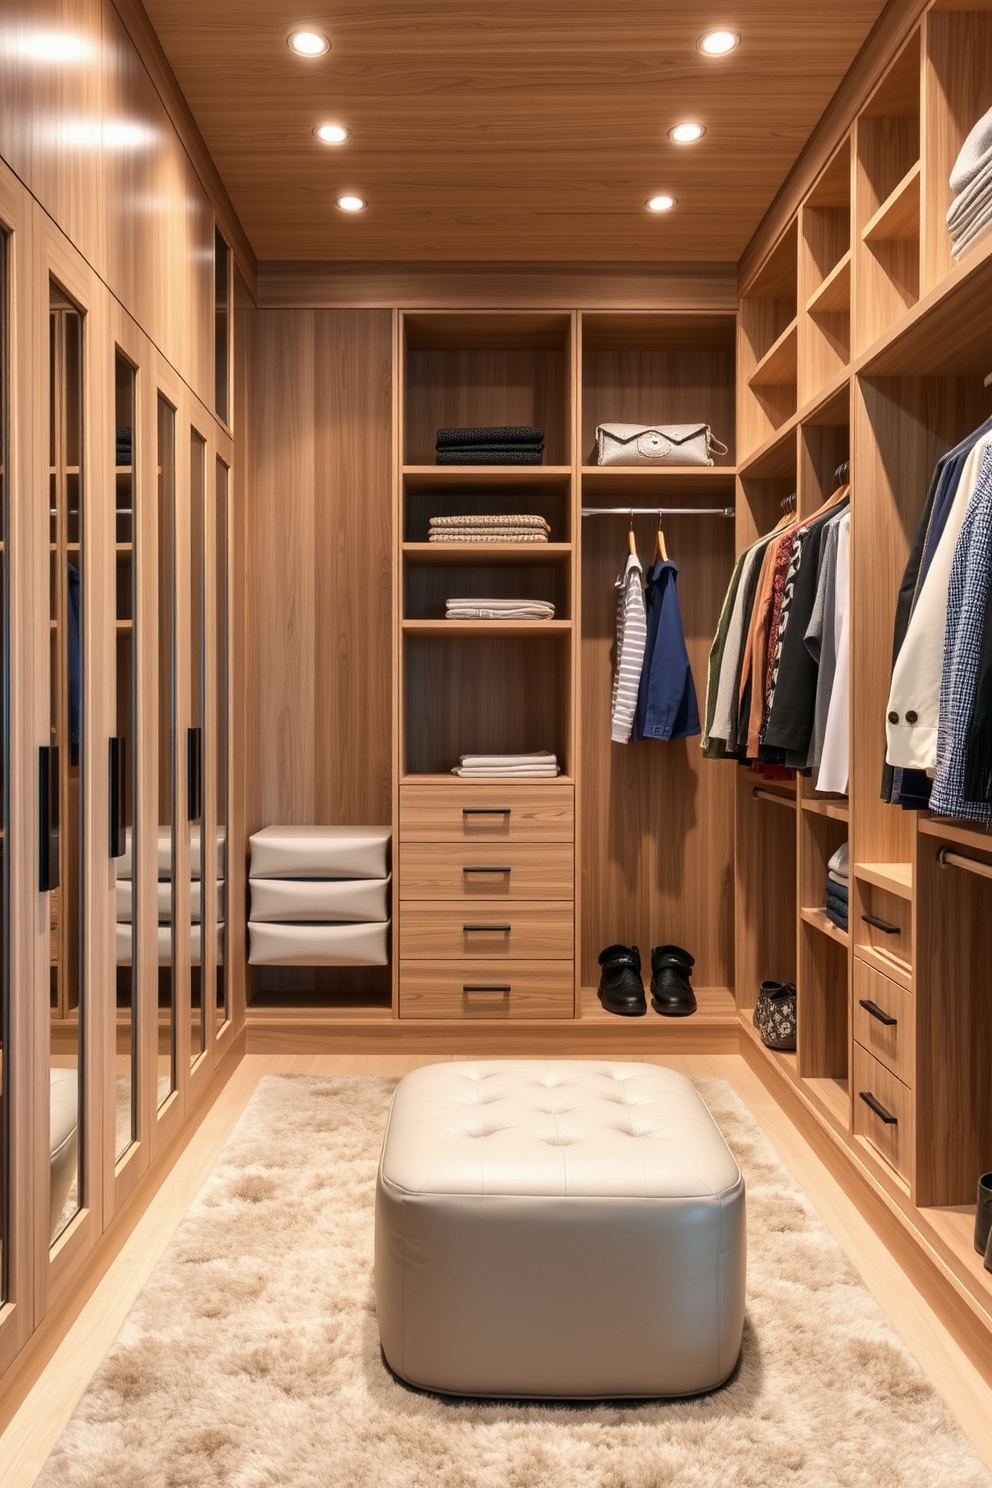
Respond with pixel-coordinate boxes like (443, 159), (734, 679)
(36, 1074), (991, 1488)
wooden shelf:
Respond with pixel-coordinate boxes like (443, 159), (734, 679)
(919, 817), (992, 852)
(801, 905), (850, 946)
(402, 542), (570, 565)
(579, 465), (736, 485)
(737, 416), (799, 479)
(806, 251), (851, 314)
(801, 796), (849, 822)
(802, 1075), (850, 1130)
(402, 619), (570, 636)
(862, 162), (920, 245)
(854, 862), (912, 899)
(400, 772), (574, 786)
(919, 1207), (992, 1298)
(402, 466), (571, 486)
(580, 984), (737, 1025)
(739, 1008), (798, 1078)
(748, 318), (798, 388)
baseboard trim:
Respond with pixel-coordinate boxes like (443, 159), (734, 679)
(244, 1017), (739, 1055)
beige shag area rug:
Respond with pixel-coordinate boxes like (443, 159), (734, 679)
(36, 1074), (991, 1488)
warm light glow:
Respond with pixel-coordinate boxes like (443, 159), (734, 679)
(288, 30), (330, 56)
(697, 30), (740, 55)
(646, 195), (677, 212)
(336, 195), (367, 212)
(669, 122), (706, 143)
(20, 31), (91, 61)
(314, 123), (350, 144)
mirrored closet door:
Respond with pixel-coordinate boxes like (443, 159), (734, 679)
(155, 394), (177, 1109)
(0, 226), (9, 1304)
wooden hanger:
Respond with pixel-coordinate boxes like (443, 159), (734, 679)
(628, 511), (637, 556)
(654, 511), (669, 562)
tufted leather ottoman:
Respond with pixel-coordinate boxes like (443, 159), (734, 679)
(374, 1060), (746, 1398)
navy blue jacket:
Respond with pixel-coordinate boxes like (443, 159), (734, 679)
(633, 560), (700, 741)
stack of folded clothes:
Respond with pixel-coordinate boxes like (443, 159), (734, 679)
(435, 426), (544, 465)
(444, 597), (555, 620)
(428, 513), (551, 544)
(115, 425), (132, 467)
(948, 103), (992, 259)
(452, 752), (560, 778)
(824, 841), (849, 932)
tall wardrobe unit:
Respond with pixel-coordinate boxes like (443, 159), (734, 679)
(0, 152), (242, 1392)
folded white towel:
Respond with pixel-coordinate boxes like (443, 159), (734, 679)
(445, 602), (555, 620)
(950, 103), (992, 194)
(459, 751), (557, 767)
(827, 841), (849, 877)
(453, 767), (561, 778)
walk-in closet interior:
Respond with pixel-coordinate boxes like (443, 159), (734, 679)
(4, 0), (992, 1475)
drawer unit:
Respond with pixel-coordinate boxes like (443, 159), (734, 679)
(400, 783), (574, 842)
(853, 1043), (914, 1183)
(399, 960), (574, 1019)
(400, 841), (574, 900)
(855, 881), (911, 973)
(853, 959), (914, 1086)
(399, 901), (574, 960)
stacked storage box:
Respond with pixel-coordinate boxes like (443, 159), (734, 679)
(115, 827), (226, 964)
(248, 826), (391, 966)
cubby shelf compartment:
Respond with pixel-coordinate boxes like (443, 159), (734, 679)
(801, 797), (849, 822)
(855, 862), (912, 899)
(739, 1009), (798, 1077)
(748, 319), (798, 388)
(801, 905), (850, 947)
(807, 252), (851, 315)
(580, 985), (737, 1027)
(402, 620), (571, 636)
(862, 161), (920, 245)
(802, 1076), (851, 1131)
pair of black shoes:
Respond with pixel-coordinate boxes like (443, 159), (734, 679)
(597, 944), (696, 1018)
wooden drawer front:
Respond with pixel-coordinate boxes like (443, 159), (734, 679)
(853, 960), (914, 1086)
(400, 841), (573, 901)
(853, 1043), (914, 1183)
(400, 784), (573, 842)
(857, 884), (911, 972)
(399, 901), (574, 960)
(400, 961), (574, 1019)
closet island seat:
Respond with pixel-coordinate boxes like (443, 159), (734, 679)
(375, 1060), (746, 1399)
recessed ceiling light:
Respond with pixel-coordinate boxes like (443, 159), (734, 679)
(288, 29), (330, 56)
(646, 195), (677, 212)
(336, 195), (366, 212)
(314, 123), (350, 144)
(669, 122), (706, 143)
(697, 30), (740, 56)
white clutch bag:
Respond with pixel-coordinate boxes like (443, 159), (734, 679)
(595, 423), (728, 466)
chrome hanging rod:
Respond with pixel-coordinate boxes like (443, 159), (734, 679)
(580, 506), (735, 518)
(936, 845), (992, 881)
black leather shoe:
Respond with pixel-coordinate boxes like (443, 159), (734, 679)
(650, 944), (697, 1017)
(597, 944), (646, 1017)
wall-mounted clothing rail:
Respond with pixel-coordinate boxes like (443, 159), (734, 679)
(580, 506), (735, 518)
(752, 787), (796, 809)
(936, 845), (992, 881)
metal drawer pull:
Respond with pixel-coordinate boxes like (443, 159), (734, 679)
(463, 923), (511, 933)
(463, 807), (511, 816)
(859, 998), (897, 1026)
(859, 1090), (898, 1125)
(861, 913), (900, 935)
(463, 984), (511, 994)
(463, 865), (511, 874)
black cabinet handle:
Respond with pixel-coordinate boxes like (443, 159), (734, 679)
(187, 726), (202, 821)
(859, 998), (897, 1026)
(109, 736), (127, 858)
(463, 923), (511, 933)
(463, 984), (511, 993)
(463, 865), (512, 875)
(861, 913), (901, 935)
(39, 745), (60, 892)
(859, 1090), (898, 1125)
(462, 807), (511, 816)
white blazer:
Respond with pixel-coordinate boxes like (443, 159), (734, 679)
(886, 433), (992, 770)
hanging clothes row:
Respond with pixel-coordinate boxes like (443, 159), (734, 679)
(883, 416), (992, 823)
(702, 471), (851, 793)
(610, 516), (700, 745)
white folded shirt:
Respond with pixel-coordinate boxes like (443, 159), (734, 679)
(453, 767), (560, 777)
(458, 751), (557, 768)
(827, 841), (849, 878)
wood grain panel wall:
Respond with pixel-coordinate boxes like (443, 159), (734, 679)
(249, 309), (393, 833)
(0, 0), (256, 410)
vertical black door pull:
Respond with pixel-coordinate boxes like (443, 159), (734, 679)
(39, 745), (60, 892)
(109, 736), (127, 857)
(187, 726), (202, 821)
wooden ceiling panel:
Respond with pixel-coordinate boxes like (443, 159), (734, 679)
(141, 0), (889, 261)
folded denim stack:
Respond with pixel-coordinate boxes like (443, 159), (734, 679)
(444, 597), (555, 620)
(248, 826), (390, 967)
(435, 426), (544, 465)
(824, 840), (849, 932)
(428, 513), (551, 544)
(115, 826), (226, 965)
(452, 751), (560, 778)
(948, 103), (992, 259)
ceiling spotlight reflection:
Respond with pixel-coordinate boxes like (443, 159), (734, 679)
(20, 32), (91, 61)
(336, 195), (366, 212)
(288, 30), (330, 56)
(669, 123), (706, 143)
(315, 123), (350, 144)
(697, 30), (740, 55)
(646, 195), (677, 212)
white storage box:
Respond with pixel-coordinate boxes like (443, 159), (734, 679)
(248, 920), (389, 966)
(248, 875), (389, 924)
(249, 825), (390, 881)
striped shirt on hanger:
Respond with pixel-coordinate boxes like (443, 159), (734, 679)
(612, 552), (647, 743)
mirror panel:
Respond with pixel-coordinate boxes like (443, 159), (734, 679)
(214, 459), (228, 1034)
(0, 229), (8, 1294)
(189, 431), (205, 1066)
(113, 352), (137, 1159)
(156, 396), (176, 1106)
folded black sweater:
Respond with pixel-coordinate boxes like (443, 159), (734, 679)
(437, 448), (544, 466)
(436, 425), (544, 449)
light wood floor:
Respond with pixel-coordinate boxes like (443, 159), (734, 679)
(3, 1052), (992, 1485)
